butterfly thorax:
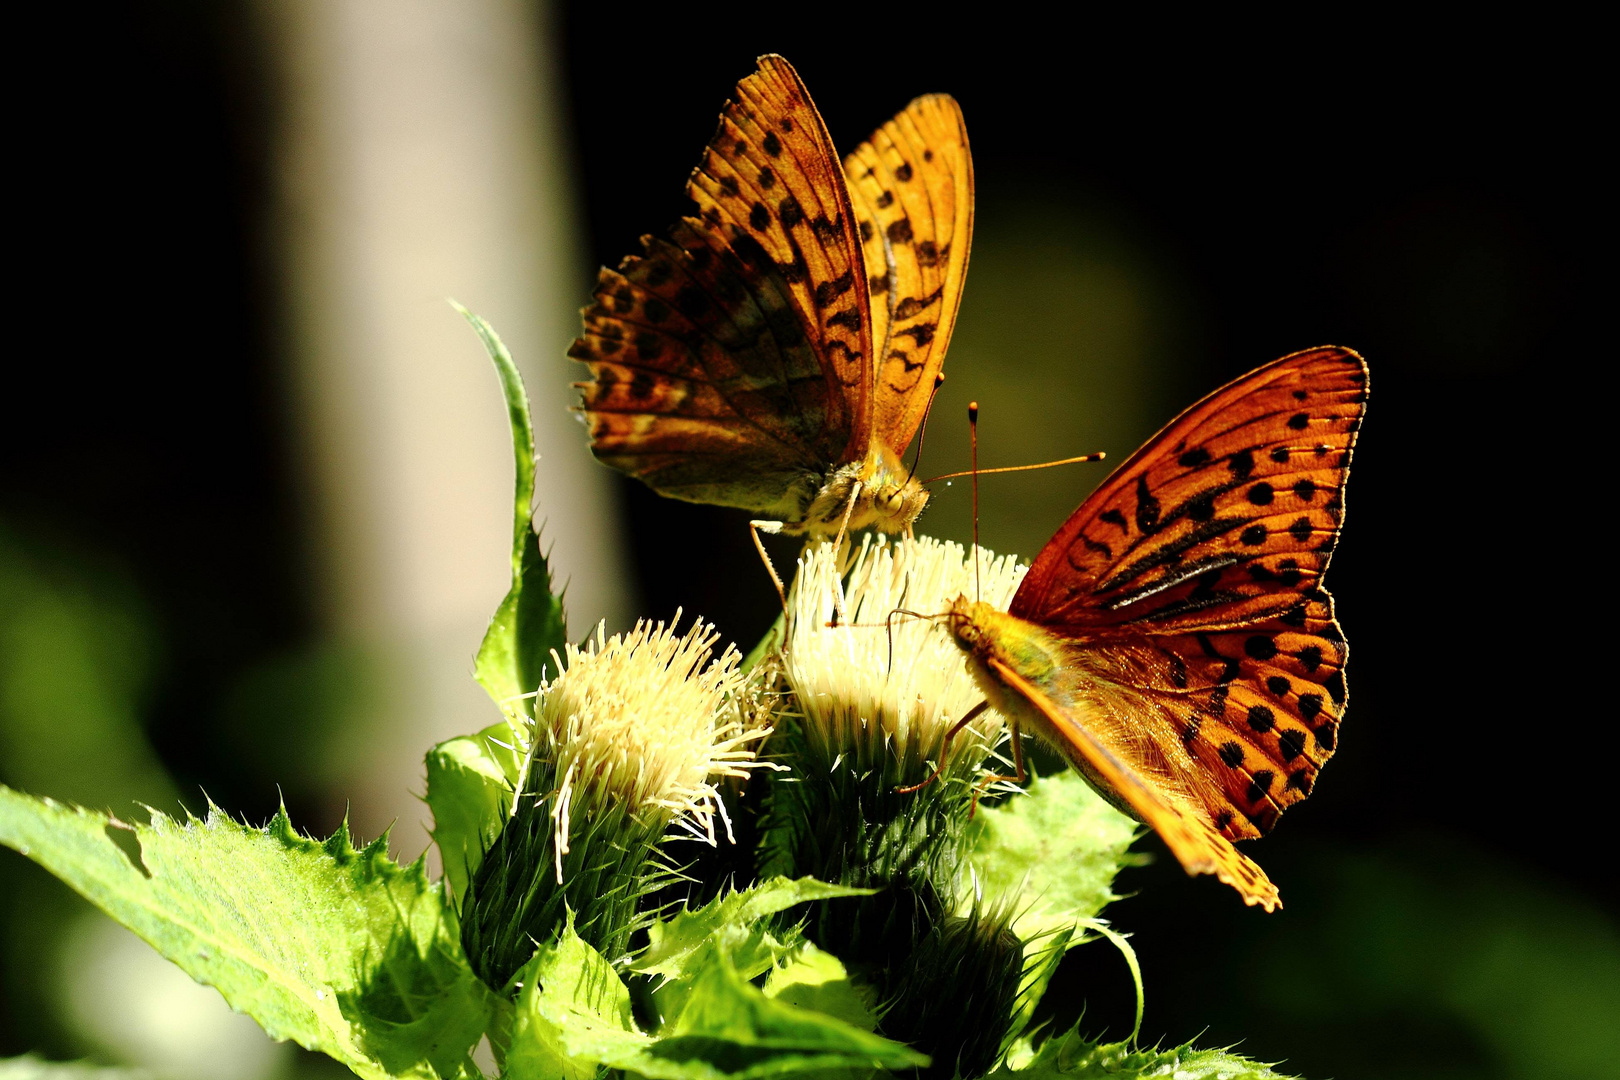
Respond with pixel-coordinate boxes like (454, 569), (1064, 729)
(784, 444), (929, 537)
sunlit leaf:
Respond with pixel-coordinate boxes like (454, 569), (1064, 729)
(635, 877), (871, 982)
(454, 302), (567, 720)
(504, 896), (918, 1080)
(994, 1028), (1301, 1079)
(761, 942), (877, 1033)
(505, 910), (636, 1080)
(966, 771), (1138, 935)
(425, 722), (520, 902)
(0, 785), (492, 1079)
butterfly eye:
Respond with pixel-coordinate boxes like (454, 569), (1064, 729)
(882, 489), (904, 512)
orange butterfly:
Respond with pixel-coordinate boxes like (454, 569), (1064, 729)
(943, 347), (1367, 910)
(569, 56), (972, 593)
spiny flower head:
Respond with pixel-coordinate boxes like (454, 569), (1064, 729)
(521, 613), (771, 876)
(783, 534), (1025, 777)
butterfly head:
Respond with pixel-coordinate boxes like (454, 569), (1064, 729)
(941, 594), (994, 653)
(805, 450), (931, 536)
(869, 476), (930, 529)
(944, 596), (1065, 684)
(861, 444), (931, 531)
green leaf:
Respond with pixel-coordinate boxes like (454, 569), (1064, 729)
(455, 302), (567, 719)
(995, 1029), (1301, 1079)
(645, 944), (927, 1078)
(426, 722), (522, 902)
(1071, 919), (1143, 1043)
(0, 785), (493, 1080)
(966, 771), (1139, 936)
(739, 612), (784, 674)
(504, 905), (918, 1080)
(506, 910), (637, 1080)
(761, 942), (877, 1033)
(0, 1058), (153, 1080)
(636, 877), (872, 982)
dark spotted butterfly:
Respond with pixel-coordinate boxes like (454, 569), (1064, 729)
(946, 347), (1367, 909)
(569, 55), (972, 554)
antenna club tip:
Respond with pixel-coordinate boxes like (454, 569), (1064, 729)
(934, 372), (946, 386)
(968, 401), (979, 419)
(1096, 450), (1107, 460)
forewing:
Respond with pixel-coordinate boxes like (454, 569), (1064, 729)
(573, 221), (829, 517)
(843, 94), (974, 453)
(687, 55), (875, 461)
(1011, 347), (1367, 838)
(572, 55), (877, 514)
(990, 657), (1280, 911)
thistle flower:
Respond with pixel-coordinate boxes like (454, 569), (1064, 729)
(463, 614), (771, 991)
(527, 615), (772, 867)
(760, 535), (1023, 938)
(783, 533), (1025, 783)
(761, 535), (1038, 1070)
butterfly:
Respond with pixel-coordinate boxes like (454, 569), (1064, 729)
(943, 347), (1367, 910)
(569, 55), (973, 588)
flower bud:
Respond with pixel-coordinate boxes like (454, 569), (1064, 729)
(461, 614), (770, 991)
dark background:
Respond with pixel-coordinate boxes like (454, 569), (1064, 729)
(2, 4), (1608, 1077)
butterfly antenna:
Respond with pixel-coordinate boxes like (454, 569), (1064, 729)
(923, 451), (1107, 484)
(903, 372), (947, 487)
(884, 607), (940, 673)
(969, 401), (981, 602)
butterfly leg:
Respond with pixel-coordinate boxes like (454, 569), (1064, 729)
(968, 721), (1029, 819)
(825, 482), (863, 627)
(749, 519), (790, 621)
(896, 699), (991, 794)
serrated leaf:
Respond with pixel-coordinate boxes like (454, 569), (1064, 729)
(636, 877), (872, 982)
(426, 722), (521, 902)
(654, 944), (926, 1078)
(0, 785), (493, 1079)
(505, 908), (916, 1080)
(455, 303), (567, 719)
(761, 942), (877, 1033)
(966, 771), (1139, 936)
(995, 1029), (1301, 1079)
(506, 910), (637, 1080)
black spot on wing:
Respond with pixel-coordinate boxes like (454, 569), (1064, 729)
(1134, 475), (1161, 533)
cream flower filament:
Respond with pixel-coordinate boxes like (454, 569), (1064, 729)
(519, 613), (772, 880)
(784, 535), (1025, 774)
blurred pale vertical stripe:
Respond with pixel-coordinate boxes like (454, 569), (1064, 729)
(263, 0), (629, 849)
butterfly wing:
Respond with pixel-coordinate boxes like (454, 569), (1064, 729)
(988, 656), (1280, 910)
(572, 55), (875, 516)
(843, 94), (974, 454)
(1011, 347), (1367, 842)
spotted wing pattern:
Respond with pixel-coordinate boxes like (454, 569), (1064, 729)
(1012, 347), (1367, 847)
(571, 55), (875, 516)
(843, 94), (973, 452)
(990, 657), (1280, 910)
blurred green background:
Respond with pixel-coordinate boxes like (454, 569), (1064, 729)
(2, 4), (1610, 1078)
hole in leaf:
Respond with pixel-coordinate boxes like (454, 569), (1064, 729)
(104, 822), (151, 878)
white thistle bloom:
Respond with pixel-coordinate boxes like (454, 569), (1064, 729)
(516, 614), (772, 880)
(783, 534), (1025, 776)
